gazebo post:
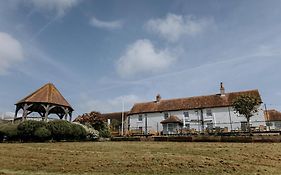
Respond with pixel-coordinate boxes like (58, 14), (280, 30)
(13, 106), (20, 123)
(62, 107), (69, 121)
(22, 104), (32, 121)
(42, 104), (56, 121)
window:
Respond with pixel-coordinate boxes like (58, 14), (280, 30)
(138, 115), (143, 122)
(184, 111), (189, 122)
(164, 112), (169, 119)
(206, 109), (213, 117)
(183, 111), (189, 118)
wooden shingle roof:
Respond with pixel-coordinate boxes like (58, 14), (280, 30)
(129, 89), (261, 115)
(16, 83), (73, 110)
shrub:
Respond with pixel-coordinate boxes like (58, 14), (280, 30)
(17, 120), (46, 141)
(73, 122), (99, 140)
(34, 126), (51, 141)
(47, 120), (87, 141)
(71, 123), (87, 140)
(0, 123), (19, 141)
(0, 129), (4, 142)
(47, 120), (73, 141)
(99, 127), (111, 138)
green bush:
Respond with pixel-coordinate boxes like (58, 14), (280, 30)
(47, 120), (87, 141)
(0, 123), (19, 141)
(34, 126), (51, 141)
(17, 120), (46, 141)
(73, 122), (99, 140)
(47, 120), (73, 141)
(98, 124), (111, 138)
(71, 123), (87, 140)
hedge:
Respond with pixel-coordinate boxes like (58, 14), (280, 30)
(0, 120), (89, 142)
(0, 123), (19, 141)
(47, 120), (87, 141)
(17, 120), (47, 141)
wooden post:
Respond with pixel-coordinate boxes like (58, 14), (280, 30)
(62, 107), (69, 121)
(22, 104), (32, 121)
(14, 106), (20, 123)
(42, 104), (56, 122)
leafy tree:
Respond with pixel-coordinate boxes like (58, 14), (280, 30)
(75, 111), (111, 138)
(232, 95), (261, 135)
(110, 119), (121, 131)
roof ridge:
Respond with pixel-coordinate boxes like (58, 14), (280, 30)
(134, 89), (259, 104)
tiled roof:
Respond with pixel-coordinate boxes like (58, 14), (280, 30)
(16, 83), (73, 110)
(73, 111), (104, 123)
(264, 109), (281, 121)
(129, 89), (261, 115)
(161, 115), (183, 124)
(100, 112), (129, 122)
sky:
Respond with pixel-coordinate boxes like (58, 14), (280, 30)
(1, 0), (281, 119)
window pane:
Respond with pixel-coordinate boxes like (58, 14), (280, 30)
(184, 111), (189, 118)
(138, 115), (143, 121)
(206, 109), (212, 116)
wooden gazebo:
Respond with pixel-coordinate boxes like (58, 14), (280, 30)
(14, 83), (74, 122)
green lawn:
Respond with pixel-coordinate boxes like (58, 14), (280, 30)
(0, 142), (281, 175)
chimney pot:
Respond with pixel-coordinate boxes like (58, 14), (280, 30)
(156, 94), (161, 102)
(220, 82), (225, 96)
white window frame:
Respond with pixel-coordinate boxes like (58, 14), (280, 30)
(206, 109), (213, 117)
(138, 114), (143, 122)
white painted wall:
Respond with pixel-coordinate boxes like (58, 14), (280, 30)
(128, 106), (265, 133)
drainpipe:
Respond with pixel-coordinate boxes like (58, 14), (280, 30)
(201, 109), (204, 133)
(228, 107), (233, 131)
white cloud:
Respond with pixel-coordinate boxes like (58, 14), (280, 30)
(26, 0), (80, 16)
(116, 39), (176, 78)
(83, 95), (142, 113)
(145, 13), (214, 42)
(0, 32), (24, 75)
(90, 16), (123, 30)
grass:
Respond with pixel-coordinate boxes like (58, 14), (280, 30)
(0, 142), (281, 175)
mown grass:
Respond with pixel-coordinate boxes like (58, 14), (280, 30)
(0, 142), (281, 175)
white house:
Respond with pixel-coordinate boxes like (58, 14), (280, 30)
(127, 83), (265, 134)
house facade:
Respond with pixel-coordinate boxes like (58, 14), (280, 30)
(127, 83), (265, 134)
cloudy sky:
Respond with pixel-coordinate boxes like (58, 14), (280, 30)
(1, 0), (281, 118)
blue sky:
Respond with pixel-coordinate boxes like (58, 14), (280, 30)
(1, 0), (281, 118)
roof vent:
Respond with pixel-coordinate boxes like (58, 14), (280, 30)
(156, 94), (161, 102)
(220, 82), (225, 96)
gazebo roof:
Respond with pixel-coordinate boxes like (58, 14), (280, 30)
(161, 115), (183, 124)
(16, 83), (73, 110)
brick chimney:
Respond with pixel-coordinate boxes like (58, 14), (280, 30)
(156, 94), (161, 102)
(220, 82), (225, 96)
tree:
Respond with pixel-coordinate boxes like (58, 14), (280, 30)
(232, 95), (261, 135)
